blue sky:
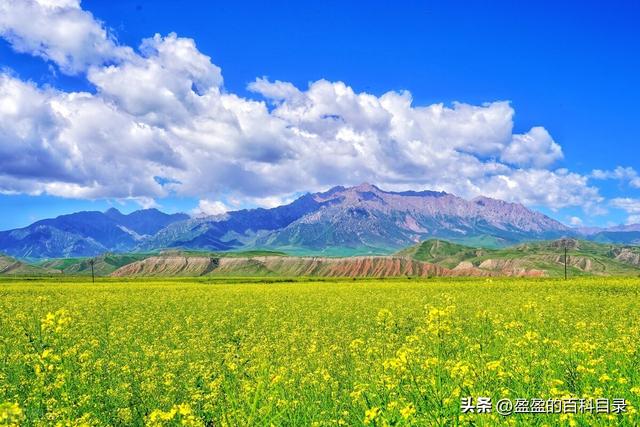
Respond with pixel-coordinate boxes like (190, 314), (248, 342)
(0, 0), (639, 230)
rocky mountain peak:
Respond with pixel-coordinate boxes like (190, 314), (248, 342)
(352, 183), (381, 193)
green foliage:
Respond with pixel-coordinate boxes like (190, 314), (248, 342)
(1, 277), (639, 425)
(400, 239), (640, 276)
(397, 239), (493, 268)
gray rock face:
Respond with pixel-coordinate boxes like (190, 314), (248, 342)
(256, 184), (569, 252)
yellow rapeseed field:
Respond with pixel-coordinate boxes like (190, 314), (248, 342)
(1, 277), (640, 426)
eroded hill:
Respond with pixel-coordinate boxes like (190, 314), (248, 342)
(110, 255), (545, 278)
(0, 254), (58, 275)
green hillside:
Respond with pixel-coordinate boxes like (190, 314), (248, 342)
(396, 239), (495, 268)
(39, 253), (155, 276)
(0, 254), (58, 276)
(398, 238), (640, 277)
(164, 249), (288, 258)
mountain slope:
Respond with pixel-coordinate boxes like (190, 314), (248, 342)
(396, 239), (494, 268)
(399, 238), (640, 277)
(136, 193), (326, 252)
(110, 255), (504, 278)
(575, 224), (640, 245)
(591, 231), (640, 245)
(110, 253), (549, 278)
(0, 254), (58, 275)
(255, 184), (570, 253)
(104, 208), (189, 236)
(0, 209), (188, 258)
(39, 253), (154, 276)
(39, 250), (287, 275)
(137, 183), (571, 255)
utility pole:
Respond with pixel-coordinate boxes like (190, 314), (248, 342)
(564, 246), (568, 280)
(89, 259), (95, 284)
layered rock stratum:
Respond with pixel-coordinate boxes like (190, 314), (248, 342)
(110, 255), (545, 278)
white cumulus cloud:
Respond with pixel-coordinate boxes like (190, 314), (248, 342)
(500, 126), (563, 168)
(591, 166), (640, 188)
(0, 0), (604, 213)
(0, 0), (133, 74)
(610, 198), (640, 213)
(610, 198), (640, 224)
(192, 199), (230, 217)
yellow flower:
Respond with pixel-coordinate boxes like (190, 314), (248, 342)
(400, 404), (416, 419)
(599, 374), (611, 382)
(146, 404), (203, 427)
(376, 309), (393, 327)
(41, 309), (71, 333)
(0, 402), (23, 427)
(364, 407), (381, 424)
(350, 338), (365, 351)
(486, 360), (502, 371)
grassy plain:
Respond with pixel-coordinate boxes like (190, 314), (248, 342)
(1, 276), (640, 426)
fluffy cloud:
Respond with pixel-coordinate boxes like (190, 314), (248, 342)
(0, 0), (132, 74)
(248, 77), (304, 103)
(569, 216), (583, 226)
(610, 198), (640, 214)
(88, 33), (223, 126)
(192, 199), (230, 216)
(591, 166), (640, 188)
(0, 74), (180, 198)
(474, 169), (601, 209)
(500, 127), (563, 168)
(610, 198), (640, 224)
(628, 215), (640, 225)
(0, 0), (603, 211)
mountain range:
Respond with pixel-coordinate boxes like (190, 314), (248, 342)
(0, 183), (638, 259)
(0, 208), (188, 258)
